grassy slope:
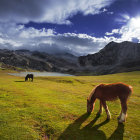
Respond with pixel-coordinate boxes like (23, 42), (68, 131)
(0, 70), (140, 140)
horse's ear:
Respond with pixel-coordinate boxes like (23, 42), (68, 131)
(87, 98), (89, 102)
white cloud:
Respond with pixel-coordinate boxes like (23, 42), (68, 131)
(107, 11), (114, 15)
(0, 23), (110, 55)
(119, 17), (140, 42)
(1, 15), (140, 56)
(0, 0), (117, 55)
(19, 28), (55, 38)
(115, 14), (130, 24)
(0, 0), (115, 24)
(106, 16), (140, 42)
(105, 29), (120, 35)
(102, 8), (108, 12)
(0, 4), (140, 57)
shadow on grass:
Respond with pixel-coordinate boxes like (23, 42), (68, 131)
(58, 113), (125, 140)
(108, 123), (124, 140)
(58, 113), (109, 140)
(14, 81), (25, 82)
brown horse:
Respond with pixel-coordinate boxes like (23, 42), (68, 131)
(87, 83), (132, 123)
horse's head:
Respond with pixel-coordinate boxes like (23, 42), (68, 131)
(25, 77), (28, 81)
(87, 98), (95, 114)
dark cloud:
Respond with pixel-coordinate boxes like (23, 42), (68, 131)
(0, 23), (107, 55)
(0, 0), (47, 23)
(53, 34), (94, 46)
(17, 34), (105, 56)
(0, 0), (115, 24)
(0, 0), (116, 55)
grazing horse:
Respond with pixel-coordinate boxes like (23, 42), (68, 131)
(25, 74), (34, 82)
(87, 83), (132, 123)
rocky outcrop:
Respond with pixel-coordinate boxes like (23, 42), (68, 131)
(79, 41), (140, 75)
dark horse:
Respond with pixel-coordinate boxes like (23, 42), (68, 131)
(25, 74), (34, 82)
(87, 83), (132, 123)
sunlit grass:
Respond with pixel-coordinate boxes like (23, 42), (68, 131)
(0, 70), (140, 139)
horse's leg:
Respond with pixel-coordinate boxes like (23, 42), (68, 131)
(117, 98), (123, 120)
(97, 100), (103, 115)
(102, 100), (111, 120)
(117, 110), (122, 120)
(119, 99), (127, 123)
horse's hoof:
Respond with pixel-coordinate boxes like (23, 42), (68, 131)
(87, 112), (91, 115)
(105, 118), (110, 122)
(107, 116), (111, 120)
(107, 114), (111, 120)
(117, 116), (121, 120)
(97, 112), (102, 116)
(118, 119), (126, 123)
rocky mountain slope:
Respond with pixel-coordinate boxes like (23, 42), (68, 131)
(0, 49), (78, 72)
(1, 41), (140, 75)
(79, 41), (140, 75)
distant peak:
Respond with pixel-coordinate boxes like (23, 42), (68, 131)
(15, 49), (30, 52)
(108, 41), (116, 44)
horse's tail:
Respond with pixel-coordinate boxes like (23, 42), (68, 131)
(127, 85), (133, 99)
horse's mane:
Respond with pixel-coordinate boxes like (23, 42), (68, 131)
(88, 88), (95, 102)
(88, 85), (99, 102)
(88, 84), (106, 102)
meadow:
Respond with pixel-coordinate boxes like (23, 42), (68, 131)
(0, 69), (140, 140)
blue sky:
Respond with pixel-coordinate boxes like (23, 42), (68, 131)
(0, 0), (140, 55)
(25, 0), (140, 37)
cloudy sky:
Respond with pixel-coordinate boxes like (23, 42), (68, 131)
(0, 0), (140, 56)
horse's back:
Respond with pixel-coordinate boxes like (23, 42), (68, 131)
(25, 74), (34, 81)
(30, 74), (33, 78)
(96, 83), (132, 101)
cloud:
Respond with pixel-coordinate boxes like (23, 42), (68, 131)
(119, 17), (140, 42)
(0, 0), (117, 55)
(107, 11), (114, 15)
(115, 14), (130, 24)
(106, 16), (140, 42)
(105, 29), (120, 35)
(1, 15), (140, 56)
(0, 22), (110, 55)
(1, 2), (140, 57)
(0, 0), (115, 24)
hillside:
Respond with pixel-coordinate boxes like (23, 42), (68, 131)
(1, 41), (140, 75)
(0, 49), (78, 73)
(0, 69), (139, 139)
(79, 41), (140, 75)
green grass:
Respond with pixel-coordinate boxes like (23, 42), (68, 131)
(0, 70), (140, 140)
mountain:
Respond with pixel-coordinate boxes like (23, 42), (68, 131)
(79, 41), (140, 75)
(0, 49), (78, 72)
(1, 41), (140, 75)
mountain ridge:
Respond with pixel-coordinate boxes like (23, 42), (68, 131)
(1, 41), (140, 75)
(79, 41), (140, 75)
(0, 49), (78, 73)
